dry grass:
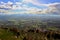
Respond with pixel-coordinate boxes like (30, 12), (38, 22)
(0, 27), (60, 40)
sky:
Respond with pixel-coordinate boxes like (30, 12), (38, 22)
(0, 0), (60, 14)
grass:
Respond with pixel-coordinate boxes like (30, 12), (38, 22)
(0, 28), (21, 40)
(0, 28), (47, 40)
(0, 27), (60, 40)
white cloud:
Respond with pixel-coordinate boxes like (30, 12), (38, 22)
(15, 2), (22, 5)
(1, 1), (4, 4)
(22, 0), (42, 6)
(0, 0), (60, 14)
(7, 1), (13, 5)
(0, 1), (42, 14)
(36, 3), (60, 14)
(22, 0), (60, 7)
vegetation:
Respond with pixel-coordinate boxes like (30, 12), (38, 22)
(0, 25), (60, 40)
(0, 18), (60, 40)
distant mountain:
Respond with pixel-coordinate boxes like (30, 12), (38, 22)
(0, 14), (60, 22)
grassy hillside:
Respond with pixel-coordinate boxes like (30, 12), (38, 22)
(0, 28), (21, 40)
(0, 27), (60, 40)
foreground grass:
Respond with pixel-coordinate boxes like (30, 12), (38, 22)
(0, 28), (46, 40)
(0, 28), (22, 40)
(0, 28), (60, 40)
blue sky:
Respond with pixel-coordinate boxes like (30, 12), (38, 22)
(38, 0), (60, 4)
(1, 0), (59, 9)
(0, 0), (20, 3)
(0, 0), (60, 14)
(0, 0), (60, 3)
